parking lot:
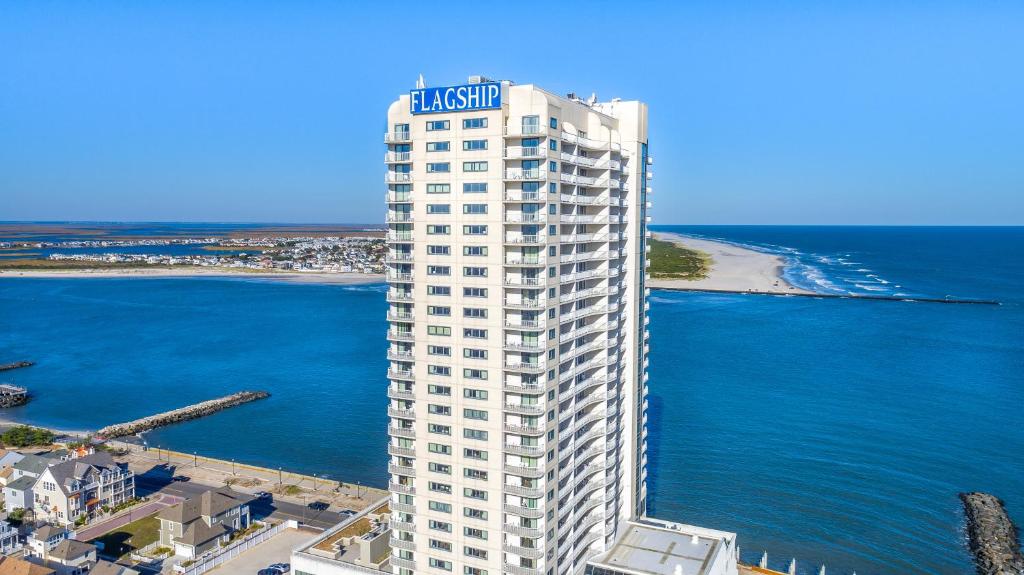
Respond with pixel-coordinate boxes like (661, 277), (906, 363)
(209, 527), (318, 573)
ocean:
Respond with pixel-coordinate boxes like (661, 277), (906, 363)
(1, 225), (1022, 574)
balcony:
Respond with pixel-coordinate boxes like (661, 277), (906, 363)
(388, 463), (416, 477)
(504, 168), (546, 181)
(386, 290), (413, 302)
(386, 191), (413, 202)
(504, 318), (544, 329)
(504, 233), (544, 244)
(386, 213), (414, 223)
(503, 363), (546, 375)
(503, 402), (545, 415)
(505, 212), (545, 224)
(386, 310), (414, 321)
(504, 191), (543, 202)
(503, 444), (544, 458)
(386, 252), (413, 263)
(388, 426), (415, 438)
(503, 299), (545, 311)
(504, 257), (544, 266)
(503, 277), (543, 288)
(384, 131), (411, 143)
(386, 271), (414, 282)
(504, 124), (548, 138)
(503, 340), (544, 351)
(386, 330), (414, 342)
(387, 370), (415, 382)
(387, 385), (414, 400)
(505, 543), (545, 560)
(561, 131), (619, 151)
(503, 524), (543, 539)
(503, 423), (544, 436)
(503, 503), (544, 517)
(503, 380), (544, 393)
(391, 556), (417, 570)
(504, 146), (547, 159)
(385, 151), (412, 163)
(385, 172), (412, 183)
(390, 537), (416, 551)
(386, 232), (413, 242)
(388, 445), (415, 458)
(387, 406), (415, 418)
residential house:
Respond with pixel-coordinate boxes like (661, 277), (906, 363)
(26, 539), (96, 575)
(0, 556), (56, 575)
(156, 487), (252, 559)
(0, 516), (19, 554)
(91, 560), (139, 575)
(33, 453), (134, 526)
(25, 525), (68, 558)
(3, 455), (56, 511)
(0, 450), (25, 471)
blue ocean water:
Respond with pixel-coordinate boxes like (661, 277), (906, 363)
(1, 226), (1022, 574)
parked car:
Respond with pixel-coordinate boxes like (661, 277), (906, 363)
(255, 491), (272, 501)
(171, 475), (190, 482)
(307, 500), (329, 511)
(269, 563), (290, 573)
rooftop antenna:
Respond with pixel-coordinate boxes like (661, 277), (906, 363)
(787, 559), (796, 575)
(416, 74), (426, 89)
(759, 552), (768, 568)
(587, 92), (597, 106)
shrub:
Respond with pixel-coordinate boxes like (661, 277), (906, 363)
(0, 425), (55, 447)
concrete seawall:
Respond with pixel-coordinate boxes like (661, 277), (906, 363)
(97, 390), (269, 438)
(960, 492), (1024, 575)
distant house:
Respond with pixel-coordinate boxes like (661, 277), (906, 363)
(4, 455), (57, 511)
(32, 453), (134, 526)
(0, 449), (25, 471)
(91, 560), (139, 575)
(26, 539), (96, 575)
(0, 556), (56, 575)
(156, 487), (252, 559)
(0, 516), (20, 554)
(25, 525), (69, 558)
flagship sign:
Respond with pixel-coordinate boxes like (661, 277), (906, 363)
(410, 82), (501, 115)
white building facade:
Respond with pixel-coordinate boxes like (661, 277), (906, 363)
(385, 77), (656, 575)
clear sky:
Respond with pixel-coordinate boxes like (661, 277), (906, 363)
(2, 1), (1022, 225)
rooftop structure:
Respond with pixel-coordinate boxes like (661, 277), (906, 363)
(292, 498), (392, 575)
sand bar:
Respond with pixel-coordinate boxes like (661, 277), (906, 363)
(0, 267), (385, 285)
(649, 232), (813, 295)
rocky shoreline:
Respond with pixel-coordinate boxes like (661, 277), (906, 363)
(960, 492), (1024, 575)
(97, 390), (270, 438)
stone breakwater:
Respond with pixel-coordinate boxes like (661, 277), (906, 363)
(97, 391), (270, 438)
(960, 492), (1024, 575)
(0, 361), (34, 372)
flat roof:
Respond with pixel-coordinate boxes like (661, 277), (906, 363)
(588, 520), (735, 575)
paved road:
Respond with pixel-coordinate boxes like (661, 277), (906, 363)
(134, 474), (346, 531)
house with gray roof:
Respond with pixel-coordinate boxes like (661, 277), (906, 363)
(26, 539), (96, 575)
(3, 454), (58, 511)
(156, 487), (252, 559)
(0, 515), (19, 554)
(90, 560), (138, 575)
(32, 453), (134, 526)
(25, 525), (69, 558)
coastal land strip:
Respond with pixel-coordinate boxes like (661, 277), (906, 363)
(0, 266), (385, 284)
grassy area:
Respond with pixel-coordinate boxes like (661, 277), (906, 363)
(90, 514), (160, 559)
(648, 237), (711, 280)
(0, 258), (172, 270)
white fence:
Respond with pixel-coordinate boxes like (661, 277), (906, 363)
(173, 521), (294, 575)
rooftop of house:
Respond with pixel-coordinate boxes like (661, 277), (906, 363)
(91, 560), (139, 575)
(48, 539), (95, 561)
(157, 487), (251, 525)
(45, 452), (125, 495)
(586, 519), (737, 575)
(30, 525), (68, 543)
(0, 556), (55, 575)
(6, 475), (36, 492)
(12, 455), (55, 476)
(297, 498), (391, 568)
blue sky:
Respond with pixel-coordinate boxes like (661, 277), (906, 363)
(2, 1), (1022, 225)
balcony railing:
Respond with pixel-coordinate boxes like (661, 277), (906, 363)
(504, 212), (545, 224)
(504, 168), (546, 181)
(388, 426), (415, 438)
(504, 234), (544, 244)
(386, 213), (414, 223)
(504, 146), (546, 159)
(385, 172), (412, 183)
(504, 124), (548, 137)
(504, 191), (543, 202)
(385, 151), (412, 163)
(384, 131), (412, 143)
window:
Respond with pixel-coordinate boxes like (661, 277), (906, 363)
(464, 348), (487, 360)
(549, 182), (556, 193)
(463, 307), (487, 318)
(428, 424), (451, 436)
(464, 328), (487, 339)
(463, 408), (488, 420)
(463, 161), (488, 172)
(463, 388), (488, 400)
(427, 183), (451, 194)
(464, 507), (487, 520)
(430, 519), (453, 532)
(463, 118), (487, 129)
(429, 482), (452, 494)
(430, 539), (453, 552)
(463, 139), (488, 151)
(427, 306), (451, 317)
(549, 139), (558, 151)
(463, 225), (487, 235)
(428, 326), (451, 336)
(522, 115), (540, 134)
(464, 449), (488, 461)
(463, 183), (487, 193)
(428, 463), (450, 476)
(427, 163), (450, 173)
(463, 267), (487, 278)
(429, 443), (452, 455)
(463, 488), (487, 500)
(427, 245), (450, 255)
(463, 246), (487, 256)
(428, 385), (451, 396)
(464, 546), (488, 559)
(429, 501), (452, 513)
(427, 141), (450, 152)
(430, 558), (452, 571)
(464, 366), (487, 380)
(466, 566), (488, 575)
(427, 120), (450, 131)
(427, 285), (451, 296)
(427, 265), (450, 276)
(428, 344), (451, 355)
(464, 527), (487, 540)
(464, 428), (488, 441)
(428, 404), (451, 415)
(427, 225), (450, 235)
(428, 365), (451, 376)
(463, 204), (487, 214)
(463, 287), (487, 297)
(550, 117), (558, 129)
(549, 160), (557, 172)
(427, 204), (451, 214)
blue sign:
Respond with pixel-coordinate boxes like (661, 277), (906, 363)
(410, 82), (501, 115)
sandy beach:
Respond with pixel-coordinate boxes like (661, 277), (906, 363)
(0, 267), (385, 285)
(649, 232), (813, 295)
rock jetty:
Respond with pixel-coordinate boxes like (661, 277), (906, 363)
(960, 492), (1024, 575)
(97, 391), (270, 438)
(0, 361), (34, 372)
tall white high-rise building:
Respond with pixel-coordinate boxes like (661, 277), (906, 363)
(380, 77), (738, 575)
